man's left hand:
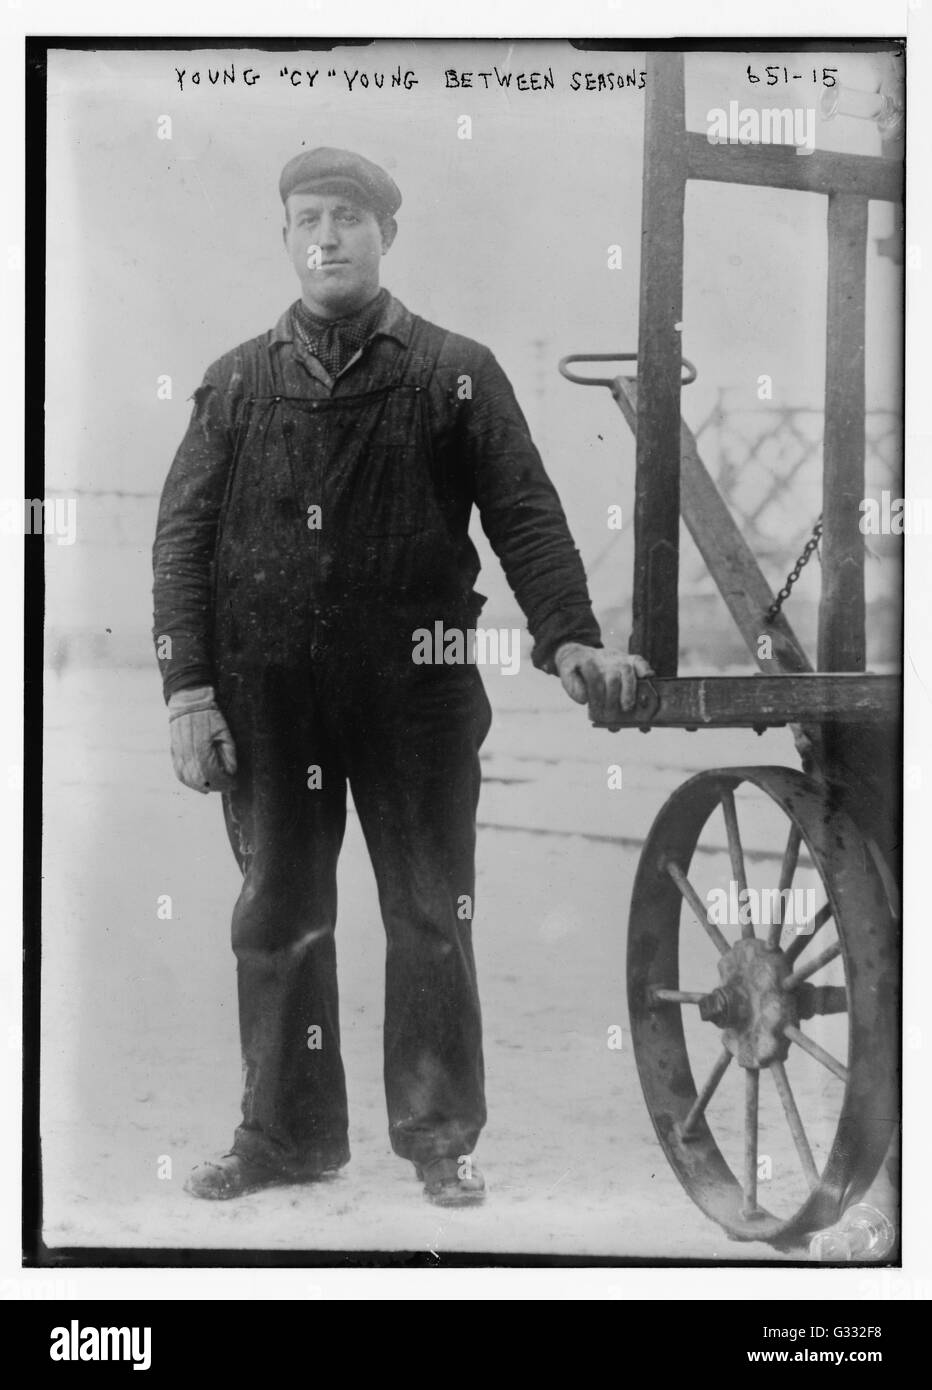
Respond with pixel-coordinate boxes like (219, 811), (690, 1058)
(554, 643), (654, 729)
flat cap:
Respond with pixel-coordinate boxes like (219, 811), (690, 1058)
(279, 147), (401, 217)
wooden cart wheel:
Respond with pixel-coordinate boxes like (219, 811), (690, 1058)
(627, 766), (898, 1248)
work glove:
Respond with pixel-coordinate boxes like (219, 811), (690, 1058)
(554, 643), (654, 730)
(168, 685), (238, 794)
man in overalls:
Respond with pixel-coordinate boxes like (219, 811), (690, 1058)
(153, 148), (651, 1207)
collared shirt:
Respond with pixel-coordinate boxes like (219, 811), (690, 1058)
(152, 291), (602, 697)
(266, 291), (428, 391)
(291, 288), (389, 379)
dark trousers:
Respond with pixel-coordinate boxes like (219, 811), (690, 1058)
(217, 643), (492, 1174)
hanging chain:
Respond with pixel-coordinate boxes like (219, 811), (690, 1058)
(766, 515), (823, 623)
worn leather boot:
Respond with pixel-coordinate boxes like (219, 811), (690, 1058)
(184, 1152), (331, 1201)
(416, 1157), (486, 1207)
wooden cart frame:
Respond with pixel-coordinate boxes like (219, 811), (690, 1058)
(560, 51), (903, 1253)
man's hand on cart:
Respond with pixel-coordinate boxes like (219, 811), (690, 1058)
(554, 643), (654, 730)
(167, 685), (238, 794)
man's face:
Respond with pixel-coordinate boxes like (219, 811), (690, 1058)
(283, 191), (395, 316)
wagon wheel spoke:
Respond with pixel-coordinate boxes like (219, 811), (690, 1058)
(680, 1047), (732, 1138)
(795, 984), (848, 1018)
(663, 859), (730, 955)
(784, 1023), (848, 1083)
(649, 988), (707, 1005)
(720, 789), (753, 938)
(770, 1059), (819, 1190)
(743, 1069), (760, 1216)
(783, 902), (833, 964)
(767, 824), (802, 947)
(783, 939), (842, 990)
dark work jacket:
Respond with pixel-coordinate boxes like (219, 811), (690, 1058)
(152, 293), (602, 700)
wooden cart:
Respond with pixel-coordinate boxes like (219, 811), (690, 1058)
(559, 51), (903, 1252)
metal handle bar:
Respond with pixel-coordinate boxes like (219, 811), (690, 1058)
(558, 353), (697, 388)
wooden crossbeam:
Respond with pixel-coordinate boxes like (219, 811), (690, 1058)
(591, 674), (900, 730)
(685, 134), (904, 203)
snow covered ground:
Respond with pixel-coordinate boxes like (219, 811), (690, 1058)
(39, 659), (835, 1260)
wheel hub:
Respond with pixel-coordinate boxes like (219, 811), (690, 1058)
(704, 938), (797, 1068)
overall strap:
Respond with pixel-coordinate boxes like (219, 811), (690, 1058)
(229, 330), (277, 407)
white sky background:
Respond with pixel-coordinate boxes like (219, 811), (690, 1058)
(45, 41), (903, 634)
